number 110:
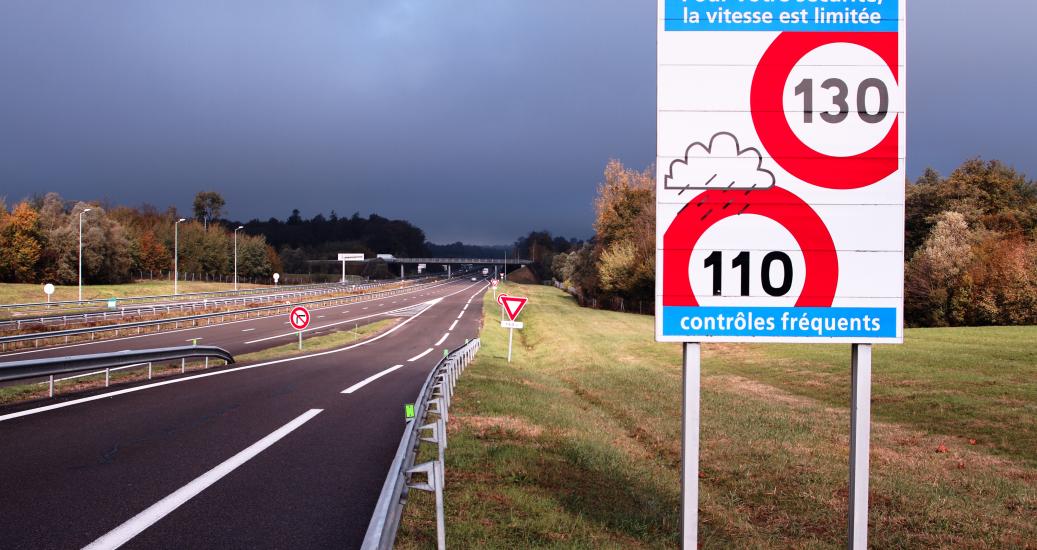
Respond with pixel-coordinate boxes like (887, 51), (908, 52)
(703, 251), (794, 297)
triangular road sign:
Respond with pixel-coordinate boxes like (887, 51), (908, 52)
(500, 295), (528, 321)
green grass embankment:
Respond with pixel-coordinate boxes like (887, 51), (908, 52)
(396, 283), (1036, 549)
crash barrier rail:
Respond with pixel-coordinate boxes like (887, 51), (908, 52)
(0, 278), (434, 333)
(0, 345), (234, 398)
(0, 277), (454, 352)
(361, 338), (481, 550)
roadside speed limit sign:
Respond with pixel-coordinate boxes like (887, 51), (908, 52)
(289, 306), (310, 331)
(656, 1), (905, 344)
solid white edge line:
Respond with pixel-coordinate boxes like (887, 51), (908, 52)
(448, 320), (458, 331)
(0, 282), (483, 423)
(83, 409), (323, 550)
(341, 365), (405, 394)
(456, 312), (464, 319)
(435, 333), (449, 346)
(408, 348), (434, 362)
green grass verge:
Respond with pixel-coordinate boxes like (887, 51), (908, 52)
(236, 318), (400, 363)
(395, 283), (1037, 549)
(0, 280), (265, 306)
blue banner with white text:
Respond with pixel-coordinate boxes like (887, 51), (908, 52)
(662, 306), (898, 339)
(665, 0), (899, 32)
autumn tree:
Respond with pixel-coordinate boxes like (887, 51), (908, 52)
(193, 191), (226, 229)
(593, 160), (656, 300)
(0, 201), (45, 282)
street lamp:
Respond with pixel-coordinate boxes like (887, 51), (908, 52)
(78, 208), (93, 301)
(234, 226), (244, 291)
(174, 218), (186, 295)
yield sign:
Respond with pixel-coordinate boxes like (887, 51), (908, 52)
(289, 306), (311, 330)
(498, 295), (528, 322)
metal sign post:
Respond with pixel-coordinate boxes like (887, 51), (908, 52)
(848, 344), (873, 548)
(682, 343), (700, 548)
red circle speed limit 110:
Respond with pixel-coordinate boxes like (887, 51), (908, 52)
(289, 306), (311, 331)
(750, 32), (900, 190)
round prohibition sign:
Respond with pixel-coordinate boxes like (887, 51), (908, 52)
(289, 306), (311, 331)
(663, 187), (838, 307)
(751, 32), (900, 189)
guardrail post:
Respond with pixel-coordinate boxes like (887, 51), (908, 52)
(405, 461), (445, 550)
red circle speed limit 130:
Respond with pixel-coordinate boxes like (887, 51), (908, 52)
(750, 32), (900, 190)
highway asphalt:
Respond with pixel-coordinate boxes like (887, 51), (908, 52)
(0, 277), (488, 548)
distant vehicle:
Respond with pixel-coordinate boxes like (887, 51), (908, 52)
(471, 277), (478, 282)
(481, 268), (489, 276)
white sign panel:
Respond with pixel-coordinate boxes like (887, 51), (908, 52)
(656, 0), (905, 344)
(501, 321), (524, 330)
(338, 253), (365, 262)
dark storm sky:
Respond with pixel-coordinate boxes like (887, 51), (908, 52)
(1, 1), (1034, 244)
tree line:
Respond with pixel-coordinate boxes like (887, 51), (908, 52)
(535, 158), (1037, 327)
(0, 192), (281, 285)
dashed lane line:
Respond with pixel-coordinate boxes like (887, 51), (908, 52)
(341, 365), (405, 394)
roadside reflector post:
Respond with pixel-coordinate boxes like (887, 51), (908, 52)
(848, 344), (873, 549)
(49, 375), (54, 397)
(682, 343), (701, 549)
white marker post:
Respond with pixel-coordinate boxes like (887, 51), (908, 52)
(43, 283), (55, 304)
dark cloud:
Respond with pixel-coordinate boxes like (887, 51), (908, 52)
(0, 1), (1032, 243)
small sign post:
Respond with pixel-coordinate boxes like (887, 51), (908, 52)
(497, 295), (528, 363)
(273, 272), (280, 287)
(289, 306), (310, 350)
(43, 283), (55, 304)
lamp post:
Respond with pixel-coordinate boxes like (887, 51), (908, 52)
(78, 208), (92, 302)
(234, 226), (244, 291)
(174, 218), (186, 295)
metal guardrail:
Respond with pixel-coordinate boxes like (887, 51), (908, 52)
(0, 278), (451, 351)
(0, 278), (421, 332)
(0, 345), (234, 398)
(1, 280), (353, 312)
(362, 338), (481, 550)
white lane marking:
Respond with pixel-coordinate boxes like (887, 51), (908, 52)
(449, 320), (458, 331)
(456, 312), (464, 319)
(463, 304), (469, 311)
(318, 315), (326, 319)
(362, 307), (369, 310)
(83, 409), (323, 550)
(341, 365), (404, 394)
(0, 280), (458, 360)
(241, 328), (255, 332)
(435, 333), (449, 346)
(408, 348), (434, 362)
(0, 281), (485, 423)
(185, 338), (203, 342)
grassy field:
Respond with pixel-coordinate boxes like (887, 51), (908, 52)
(396, 283), (1037, 549)
(0, 280), (266, 305)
